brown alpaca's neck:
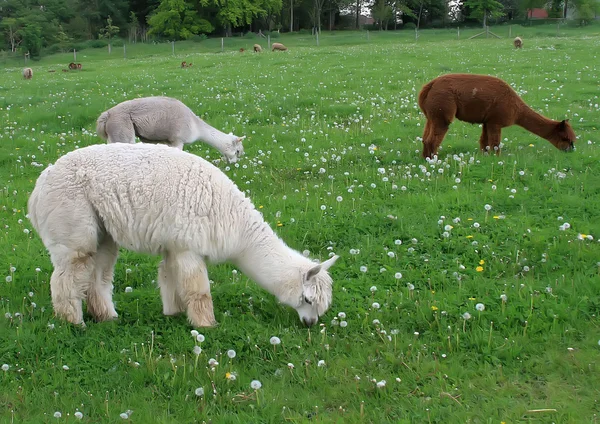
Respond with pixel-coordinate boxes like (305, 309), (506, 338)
(516, 105), (558, 141)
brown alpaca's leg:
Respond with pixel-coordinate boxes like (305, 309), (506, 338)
(423, 123), (449, 159)
(479, 124), (489, 153)
(485, 125), (502, 155)
(421, 120), (434, 158)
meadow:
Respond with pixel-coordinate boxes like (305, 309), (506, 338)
(1, 25), (600, 423)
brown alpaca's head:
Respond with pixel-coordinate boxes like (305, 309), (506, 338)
(550, 120), (576, 152)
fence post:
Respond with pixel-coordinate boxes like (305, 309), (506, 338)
(367, 30), (369, 41)
(267, 35), (271, 50)
(221, 38), (224, 52)
(556, 20), (560, 36)
(509, 25), (512, 38)
(73, 49), (77, 62)
(124, 44), (126, 59)
(172, 41), (175, 55)
(316, 30), (319, 46)
(458, 27), (460, 39)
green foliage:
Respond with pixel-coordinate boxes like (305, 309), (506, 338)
(190, 33), (209, 42)
(99, 16), (121, 41)
(572, 0), (600, 23)
(148, 0), (214, 40)
(464, 0), (506, 22)
(21, 23), (43, 57)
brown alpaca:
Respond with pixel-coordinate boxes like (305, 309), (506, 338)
(418, 73), (576, 159)
(239, 48), (246, 53)
(77, 63), (82, 70)
(68, 62), (77, 70)
(181, 61), (187, 68)
(253, 44), (262, 53)
(271, 42), (288, 52)
(22, 67), (33, 79)
(514, 37), (523, 48)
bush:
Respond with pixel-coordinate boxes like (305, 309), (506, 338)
(264, 30), (280, 38)
(403, 22), (417, 30)
(243, 32), (258, 39)
(87, 39), (109, 49)
(191, 34), (208, 43)
(44, 44), (62, 55)
(298, 28), (311, 35)
(111, 38), (124, 47)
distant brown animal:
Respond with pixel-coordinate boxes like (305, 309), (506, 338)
(62, 69), (69, 72)
(513, 37), (523, 48)
(49, 70), (56, 73)
(77, 63), (82, 70)
(417, 73), (576, 159)
(240, 48), (246, 53)
(68, 62), (77, 70)
(181, 61), (187, 68)
(22, 68), (33, 79)
(271, 42), (288, 52)
(253, 44), (262, 53)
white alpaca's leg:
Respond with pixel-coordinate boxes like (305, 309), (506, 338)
(86, 235), (119, 322)
(49, 247), (96, 325)
(168, 252), (217, 327)
(158, 257), (185, 316)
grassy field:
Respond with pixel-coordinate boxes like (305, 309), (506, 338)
(1, 27), (600, 423)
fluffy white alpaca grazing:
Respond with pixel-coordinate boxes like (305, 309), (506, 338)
(28, 143), (338, 328)
(96, 96), (246, 163)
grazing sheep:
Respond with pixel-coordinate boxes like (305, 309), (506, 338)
(27, 143), (339, 328)
(253, 44), (262, 53)
(513, 36), (523, 48)
(271, 42), (288, 51)
(418, 73), (576, 158)
(22, 68), (33, 79)
(96, 96), (246, 163)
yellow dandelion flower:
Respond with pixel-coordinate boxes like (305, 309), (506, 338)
(277, 222), (283, 227)
(467, 218), (473, 221)
(431, 290), (435, 294)
(431, 305), (439, 311)
(466, 235), (474, 239)
(372, 146), (378, 150)
(476, 266), (484, 272)
(259, 205), (263, 209)
(479, 260), (485, 265)
(469, 297), (476, 300)
(225, 372), (232, 379)
(529, 144), (534, 147)
(493, 215), (500, 219)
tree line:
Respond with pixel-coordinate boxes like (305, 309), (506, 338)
(1, 0), (597, 57)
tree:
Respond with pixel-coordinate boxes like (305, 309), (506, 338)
(129, 11), (140, 42)
(572, 0), (600, 23)
(56, 24), (72, 52)
(1, 18), (24, 53)
(371, 0), (394, 29)
(148, 0), (214, 39)
(99, 15), (120, 53)
(464, 0), (504, 26)
(21, 23), (43, 57)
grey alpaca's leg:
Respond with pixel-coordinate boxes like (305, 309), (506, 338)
(105, 116), (136, 144)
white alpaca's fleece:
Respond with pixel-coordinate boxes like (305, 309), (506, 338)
(28, 143), (338, 328)
(96, 96), (246, 163)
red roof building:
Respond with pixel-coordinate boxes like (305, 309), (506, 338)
(527, 8), (549, 18)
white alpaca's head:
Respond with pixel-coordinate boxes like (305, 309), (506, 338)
(223, 135), (246, 163)
(282, 255), (339, 327)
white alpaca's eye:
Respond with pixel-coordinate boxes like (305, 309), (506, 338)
(304, 296), (312, 305)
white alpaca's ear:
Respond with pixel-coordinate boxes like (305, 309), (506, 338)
(305, 264), (321, 281)
(237, 136), (246, 144)
(321, 255), (339, 272)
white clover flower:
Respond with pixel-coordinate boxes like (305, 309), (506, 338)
(270, 336), (281, 345)
(1, 364), (9, 371)
(227, 349), (236, 359)
(54, 412), (62, 418)
(475, 303), (485, 312)
(193, 346), (202, 355)
(196, 334), (205, 343)
(195, 387), (204, 397)
(395, 272), (402, 279)
(462, 312), (472, 320)
(370, 286), (377, 293)
(250, 380), (262, 390)
(340, 321), (348, 328)
(484, 204), (492, 211)
(74, 411), (83, 419)
(317, 360), (326, 367)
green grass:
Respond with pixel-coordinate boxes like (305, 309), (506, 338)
(1, 27), (600, 423)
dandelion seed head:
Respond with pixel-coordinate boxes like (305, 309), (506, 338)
(195, 387), (204, 397)
(54, 412), (62, 418)
(250, 380), (262, 390)
(270, 336), (281, 346)
(227, 349), (236, 358)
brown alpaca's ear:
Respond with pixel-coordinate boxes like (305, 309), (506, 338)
(559, 120), (568, 129)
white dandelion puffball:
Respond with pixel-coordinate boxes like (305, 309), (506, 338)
(195, 387), (204, 397)
(463, 312), (472, 320)
(376, 380), (387, 388)
(74, 411), (83, 419)
(208, 358), (218, 366)
(270, 336), (281, 345)
(484, 204), (492, 211)
(120, 412), (129, 419)
(125, 286), (133, 293)
(475, 303), (485, 311)
(500, 294), (507, 302)
(370, 285), (377, 293)
(193, 346), (202, 355)
(190, 330), (199, 337)
(62, 365), (69, 370)
(54, 412), (62, 418)
(287, 363), (295, 369)
(1, 364), (9, 371)
(340, 320), (348, 328)
(360, 266), (368, 273)
(395, 272), (402, 279)
(317, 360), (326, 367)
(338, 312), (346, 319)
(250, 380), (262, 390)
(372, 302), (380, 309)
(227, 349), (236, 359)
(196, 334), (205, 343)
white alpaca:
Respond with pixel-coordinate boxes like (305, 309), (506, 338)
(96, 96), (246, 163)
(27, 143), (338, 328)
(23, 68), (33, 79)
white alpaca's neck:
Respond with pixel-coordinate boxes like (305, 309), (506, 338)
(192, 115), (233, 150)
(232, 228), (309, 300)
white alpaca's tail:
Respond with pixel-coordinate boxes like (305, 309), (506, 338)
(96, 111), (110, 140)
